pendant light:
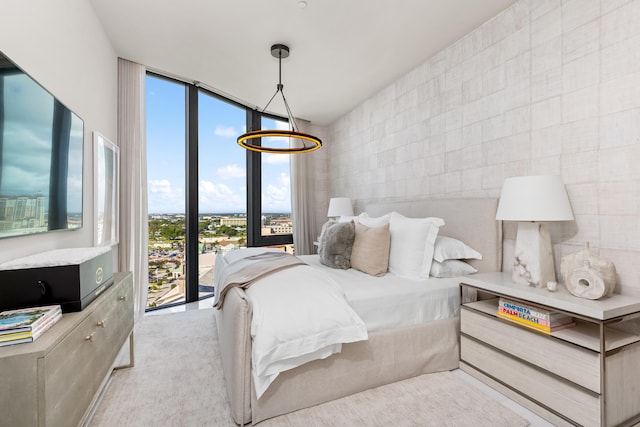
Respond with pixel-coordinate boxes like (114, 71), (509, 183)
(237, 44), (322, 154)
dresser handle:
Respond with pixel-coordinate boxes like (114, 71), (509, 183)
(118, 295), (127, 301)
(84, 333), (95, 343)
(97, 320), (106, 328)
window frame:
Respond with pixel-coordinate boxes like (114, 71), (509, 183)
(146, 72), (293, 307)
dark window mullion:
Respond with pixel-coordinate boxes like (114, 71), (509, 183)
(185, 85), (199, 303)
(246, 109), (261, 247)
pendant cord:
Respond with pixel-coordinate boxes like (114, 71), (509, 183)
(259, 47), (298, 132)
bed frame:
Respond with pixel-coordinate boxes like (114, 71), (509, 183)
(216, 198), (502, 425)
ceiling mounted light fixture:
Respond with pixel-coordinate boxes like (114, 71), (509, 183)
(237, 44), (322, 154)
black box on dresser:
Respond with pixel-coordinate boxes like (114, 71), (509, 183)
(0, 247), (114, 313)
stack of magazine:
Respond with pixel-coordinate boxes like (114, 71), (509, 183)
(0, 305), (62, 347)
(497, 298), (575, 334)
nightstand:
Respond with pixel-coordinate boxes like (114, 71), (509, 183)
(459, 272), (640, 427)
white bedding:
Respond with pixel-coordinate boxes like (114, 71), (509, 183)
(298, 255), (460, 332)
(221, 250), (368, 400)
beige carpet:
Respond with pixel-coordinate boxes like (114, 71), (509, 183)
(89, 308), (530, 427)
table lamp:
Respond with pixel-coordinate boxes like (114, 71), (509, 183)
(496, 175), (574, 287)
(327, 197), (354, 220)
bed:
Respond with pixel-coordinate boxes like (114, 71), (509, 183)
(215, 198), (502, 425)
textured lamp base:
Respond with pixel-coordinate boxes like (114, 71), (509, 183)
(512, 222), (555, 287)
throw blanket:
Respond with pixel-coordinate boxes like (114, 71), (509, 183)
(213, 250), (305, 309)
(214, 248), (368, 398)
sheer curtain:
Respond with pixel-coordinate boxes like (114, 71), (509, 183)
(117, 58), (148, 321)
(290, 122), (324, 255)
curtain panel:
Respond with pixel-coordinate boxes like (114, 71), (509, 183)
(117, 58), (148, 320)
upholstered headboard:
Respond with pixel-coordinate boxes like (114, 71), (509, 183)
(364, 198), (502, 273)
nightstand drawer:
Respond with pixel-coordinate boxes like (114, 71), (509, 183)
(461, 336), (600, 427)
(461, 307), (600, 393)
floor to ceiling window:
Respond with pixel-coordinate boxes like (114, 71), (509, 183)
(197, 91), (248, 296)
(145, 73), (293, 310)
(146, 75), (186, 309)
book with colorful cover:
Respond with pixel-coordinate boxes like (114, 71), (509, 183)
(0, 312), (63, 347)
(498, 298), (572, 326)
(0, 305), (62, 333)
(497, 309), (575, 332)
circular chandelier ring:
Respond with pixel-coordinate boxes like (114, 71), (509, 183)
(237, 130), (322, 154)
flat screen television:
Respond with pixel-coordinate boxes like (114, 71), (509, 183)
(0, 50), (84, 238)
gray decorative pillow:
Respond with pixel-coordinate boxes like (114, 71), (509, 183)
(318, 220), (356, 269)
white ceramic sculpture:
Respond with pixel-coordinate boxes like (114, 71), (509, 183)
(560, 242), (616, 300)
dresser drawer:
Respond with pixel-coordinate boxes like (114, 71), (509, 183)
(461, 336), (601, 427)
(461, 307), (600, 393)
(91, 275), (134, 384)
(41, 308), (98, 426)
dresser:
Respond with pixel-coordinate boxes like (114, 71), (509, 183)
(460, 272), (640, 427)
(0, 272), (134, 427)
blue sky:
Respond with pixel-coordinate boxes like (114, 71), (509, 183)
(146, 75), (291, 214)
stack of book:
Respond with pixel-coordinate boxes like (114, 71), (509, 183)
(0, 305), (62, 347)
(497, 298), (575, 333)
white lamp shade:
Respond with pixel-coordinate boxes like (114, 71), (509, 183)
(496, 175), (574, 221)
(327, 197), (354, 217)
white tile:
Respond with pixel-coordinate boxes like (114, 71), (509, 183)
(445, 128), (462, 152)
(482, 138), (507, 166)
(462, 121), (482, 146)
(562, 0), (601, 33)
(531, 6), (561, 48)
(530, 0), (561, 21)
(562, 85), (599, 123)
(500, 25), (531, 62)
(601, 34), (640, 83)
(562, 52), (600, 94)
(601, 215), (640, 250)
(601, 0), (640, 48)
(599, 144), (640, 181)
(601, 108), (640, 149)
(600, 71), (640, 115)
(562, 149), (600, 184)
(599, 180), (640, 215)
(532, 68), (562, 103)
(505, 51), (531, 87)
(531, 37), (562, 75)
(562, 20), (600, 64)
(601, 0), (634, 15)
(562, 118), (599, 154)
(532, 96), (562, 130)
(482, 114), (512, 142)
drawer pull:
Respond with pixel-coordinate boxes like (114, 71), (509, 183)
(118, 295), (127, 301)
(97, 320), (106, 328)
(84, 333), (95, 343)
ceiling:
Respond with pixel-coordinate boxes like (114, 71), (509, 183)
(90, 0), (516, 126)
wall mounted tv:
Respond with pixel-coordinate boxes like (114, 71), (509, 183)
(0, 50), (84, 239)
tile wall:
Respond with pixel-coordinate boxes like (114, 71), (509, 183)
(317, 0), (640, 295)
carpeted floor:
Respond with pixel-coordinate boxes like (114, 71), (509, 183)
(89, 308), (530, 427)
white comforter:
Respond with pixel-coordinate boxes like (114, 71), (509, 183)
(217, 249), (368, 399)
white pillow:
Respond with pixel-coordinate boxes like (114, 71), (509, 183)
(430, 259), (477, 278)
(357, 212), (391, 228)
(432, 236), (482, 262)
(388, 212), (444, 279)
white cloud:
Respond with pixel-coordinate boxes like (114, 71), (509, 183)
(217, 164), (245, 179)
(263, 153), (290, 164)
(214, 125), (238, 137)
(149, 179), (174, 194)
(261, 172), (291, 211)
(199, 180), (245, 212)
(148, 179), (184, 213)
(279, 173), (290, 186)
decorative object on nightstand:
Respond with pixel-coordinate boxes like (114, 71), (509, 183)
(560, 242), (616, 300)
(327, 197), (354, 220)
(496, 175), (574, 287)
